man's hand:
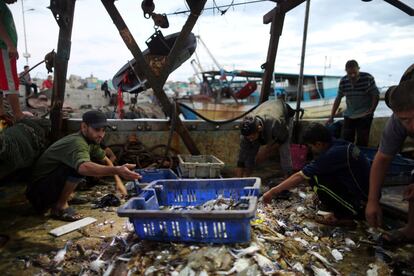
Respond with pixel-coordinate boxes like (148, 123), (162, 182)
(116, 164), (140, 180)
(365, 200), (382, 228)
(403, 183), (414, 201)
(325, 116), (333, 126)
(262, 189), (277, 205)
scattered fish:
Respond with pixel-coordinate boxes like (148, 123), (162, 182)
(311, 265), (332, 276)
(345, 237), (356, 248)
(53, 240), (71, 265)
(90, 252), (106, 273)
(330, 249), (343, 262)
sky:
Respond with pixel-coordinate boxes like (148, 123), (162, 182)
(7, 0), (414, 88)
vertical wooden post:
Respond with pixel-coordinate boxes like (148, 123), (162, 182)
(50, 0), (76, 141)
(259, 5), (285, 103)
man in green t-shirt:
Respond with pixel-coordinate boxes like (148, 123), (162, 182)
(26, 110), (141, 221)
(0, 0), (24, 120)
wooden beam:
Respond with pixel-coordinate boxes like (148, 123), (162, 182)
(259, 5), (285, 103)
(101, 0), (200, 154)
(159, 1), (207, 84)
(49, 217), (97, 237)
(263, 0), (306, 24)
(50, 0), (76, 141)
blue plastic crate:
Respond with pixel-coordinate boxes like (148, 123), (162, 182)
(117, 178), (260, 243)
(131, 168), (178, 194)
(135, 168), (178, 183)
(360, 147), (414, 176)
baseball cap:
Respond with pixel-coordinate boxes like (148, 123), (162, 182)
(82, 110), (108, 129)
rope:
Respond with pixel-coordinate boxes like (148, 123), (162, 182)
(178, 101), (261, 125)
(213, 0), (235, 15)
(167, 0), (267, 16)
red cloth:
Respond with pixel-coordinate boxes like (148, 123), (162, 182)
(41, 79), (53, 90)
(117, 87), (125, 118)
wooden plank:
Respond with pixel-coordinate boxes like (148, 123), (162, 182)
(49, 217), (97, 237)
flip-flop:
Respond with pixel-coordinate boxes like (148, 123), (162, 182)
(381, 230), (414, 245)
(50, 207), (83, 222)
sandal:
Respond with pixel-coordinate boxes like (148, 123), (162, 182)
(50, 207), (83, 222)
(381, 230), (414, 245)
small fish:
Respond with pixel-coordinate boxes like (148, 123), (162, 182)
(53, 240), (71, 265)
(308, 250), (332, 266)
(276, 219), (287, 228)
(345, 237), (356, 248)
(217, 258), (250, 275)
(311, 265), (332, 276)
(366, 263), (379, 276)
(254, 253), (278, 275)
(331, 249), (343, 262)
(296, 206), (306, 213)
(230, 243), (260, 258)
(294, 237), (309, 247)
(90, 252), (106, 273)
(303, 227), (314, 237)
(293, 262), (305, 273)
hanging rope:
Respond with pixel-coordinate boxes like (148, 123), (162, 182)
(213, 0), (235, 15)
(167, 0), (267, 16)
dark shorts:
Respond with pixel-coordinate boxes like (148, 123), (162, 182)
(309, 175), (366, 219)
(26, 165), (84, 213)
(343, 115), (373, 147)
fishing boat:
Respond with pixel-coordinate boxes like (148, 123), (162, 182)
(179, 69), (345, 120)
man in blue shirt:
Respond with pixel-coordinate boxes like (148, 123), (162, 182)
(327, 60), (379, 147)
(263, 123), (370, 224)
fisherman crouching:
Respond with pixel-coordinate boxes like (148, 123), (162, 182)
(236, 99), (294, 178)
(26, 110), (141, 221)
(263, 123), (370, 225)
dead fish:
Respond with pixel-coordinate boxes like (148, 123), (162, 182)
(294, 237), (309, 247)
(345, 237), (356, 248)
(296, 206), (306, 213)
(276, 219), (287, 228)
(90, 252), (106, 273)
(199, 270), (208, 276)
(308, 250), (332, 267)
(53, 240), (71, 265)
(331, 249), (343, 262)
(308, 251), (341, 275)
(311, 265), (332, 276)
(253, 253), (278, 275)
(217, 258), (250, 275)
(303, 227), (314, 237)
(292, 262), (305, 273)
(366, 263), (379, 276)
(179, 265), (196, 276)
(230, 243), (260, 258)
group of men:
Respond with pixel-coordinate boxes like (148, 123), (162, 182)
(1, 0), (413, 244)
(238, 61), (414, 243)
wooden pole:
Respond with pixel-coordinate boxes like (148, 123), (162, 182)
(50, 0), (77, 141)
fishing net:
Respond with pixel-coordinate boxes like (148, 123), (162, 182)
(0, 118), (50, 179)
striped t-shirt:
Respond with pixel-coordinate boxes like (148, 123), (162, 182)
(337, 72), (379, 118)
